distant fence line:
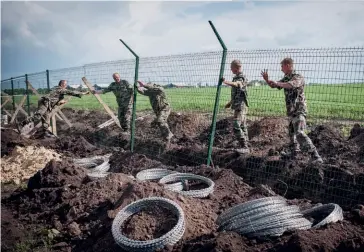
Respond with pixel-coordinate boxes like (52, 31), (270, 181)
(1, 47), (363, 123)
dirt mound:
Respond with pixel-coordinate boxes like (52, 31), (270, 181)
(27, 160), (88, 189)
(1, 128), (31, 157)
(109, 151), (165, 174)
(41, 135), (107, 157)
(349, 123), (364, 140)
(122, 205), (178, 241)
(3, 153), (364, 252)
(308, 124), (348, 156)
(272, 221), (364, 251)
(198, 118), (234, 146)
(1, 146), (62, 184)
(168, 112), (210, 139)
(197, 117), (288, 155)
(249, 117), (289, 152)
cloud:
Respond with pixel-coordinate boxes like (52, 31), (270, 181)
(1, 1), (364, 80)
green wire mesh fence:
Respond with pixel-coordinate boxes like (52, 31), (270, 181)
(1, 47), (364, 207)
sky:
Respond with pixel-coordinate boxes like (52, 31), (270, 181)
(1, 0), (364, 87)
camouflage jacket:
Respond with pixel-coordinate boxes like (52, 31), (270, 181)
(103, 80), (133, 107)
(137, 83), (170, 113)
(278, 71), (307, 117)
(231, 73), (249, 110)
(42, 86), (83, 108)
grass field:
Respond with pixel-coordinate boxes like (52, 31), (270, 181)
(6, 84), (364, 121)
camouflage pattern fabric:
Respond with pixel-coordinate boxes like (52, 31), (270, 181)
(231, 73), (249, 110)
(21, 87), (83, 132)
(230, 72), (249, 146)
(233, 105), (249, 145)
(279, 71), (307, 117)
(138, 83), (172, 140)
(103, 80), (133, 132)
(289, 115), (317, 153)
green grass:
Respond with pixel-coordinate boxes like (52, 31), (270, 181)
(7, 84), (364, 121)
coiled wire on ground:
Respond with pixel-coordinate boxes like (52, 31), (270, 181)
(73, 154), (112, 179)
(112, 197), (185, 252)
(216, 196), (287, 227)
(301, 203), (343, 228)
(159, 173), (214, 198)
(136, 168), (177, 181)
(136, 169), (184, 192)
(217, 196), (312, 238)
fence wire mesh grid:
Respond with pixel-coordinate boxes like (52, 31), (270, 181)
(1, 47), (364, 207)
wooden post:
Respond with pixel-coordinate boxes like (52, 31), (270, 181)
(82, 77), (121, 129)
(51, 114), (57, 136)
(9, 95), (27, 124)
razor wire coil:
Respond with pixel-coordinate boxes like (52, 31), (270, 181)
(112, 197), (185, 252)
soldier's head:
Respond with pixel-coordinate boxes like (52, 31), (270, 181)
(112, 73), (121, 83)
(230, 60), (242, 75)
(281, 58), (294, 75)
(58, 80), (67, 89)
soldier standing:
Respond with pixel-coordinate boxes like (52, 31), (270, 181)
(136, 80), (174, 144)
(261, 57), (323, 163)
(19, 80), (89, 137)
(92, 73), (133, 133)
(221, 59), (250, 154)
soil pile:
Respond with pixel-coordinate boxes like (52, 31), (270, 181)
(3, 159), (364, 252)
(1, 128), (31, 157)
(27, 159), (88, 189)
(1, 145), (61, 184)
(248, 117), (289, 156)
(309, 124), (351, 157)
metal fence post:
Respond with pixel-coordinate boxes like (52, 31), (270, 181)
(46, 70), (50, 92)
(206, 20), (228, 166)
(119, 39), (139, 152)
(11, 77), (15, 111)
(25, 74), (30, 115)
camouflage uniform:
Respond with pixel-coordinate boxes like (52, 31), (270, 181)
(102, 80), (133, 132)
(21, 86), (84, 132)
(137, 83), (173, 140)
(278, 71), (318, 154)
(230, 73), (249, 148)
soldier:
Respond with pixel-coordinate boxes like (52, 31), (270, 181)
(92, 73), (133, 133)
(221, 59), (250, 154)
(18, 80), (89, 137)
(261, 57), (323, 163)
(136, 80), (174, 144)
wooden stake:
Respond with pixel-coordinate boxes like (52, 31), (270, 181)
(82, 77), (121, 129)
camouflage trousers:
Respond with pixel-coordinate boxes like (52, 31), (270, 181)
(153, 107), (172, 140)
(233, 106), (249, 144)
(22, 99), (51, 132)
(289, 115), (317, 153)
(118, 104), (132, 132)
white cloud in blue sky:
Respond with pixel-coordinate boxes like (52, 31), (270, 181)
(1, 0), (364, 80)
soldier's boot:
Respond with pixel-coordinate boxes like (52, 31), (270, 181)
(281, 143), (300, 160)
(236, 139), (250, 154)
(16, 117), (33, 135)
(310, 149), (323, 164)
(163, 131), (174, 149)
(43, 130), (57, 139)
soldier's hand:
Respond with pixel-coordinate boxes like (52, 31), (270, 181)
(83, 91), (90, 95)
(137, 87), (144, 93)
(59, 100), (67, 105)
(91, 90), (96, 94)
(137, 80), (145, 87)
(267, 80), (277, 88)
(261, 69), (269, 82)
(220, 77), (225, 83)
